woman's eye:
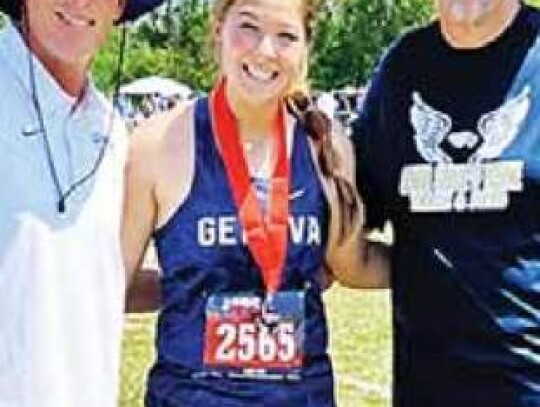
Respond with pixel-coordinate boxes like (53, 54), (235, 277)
(239, 22), (259, 33)
(277, 32), (299, 44)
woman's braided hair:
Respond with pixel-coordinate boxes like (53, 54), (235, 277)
(213, 0), (360, 243)
(285, 92), (359, 244)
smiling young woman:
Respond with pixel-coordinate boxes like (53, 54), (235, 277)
(122, 0), (389, 405)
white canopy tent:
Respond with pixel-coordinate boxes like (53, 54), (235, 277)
(119, 76), (192, 99)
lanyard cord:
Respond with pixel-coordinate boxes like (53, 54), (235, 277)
(25, 24), (127, 214)
(27, 48), (65, 213)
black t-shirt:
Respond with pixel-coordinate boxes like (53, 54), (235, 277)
(352, 4), (540, 406)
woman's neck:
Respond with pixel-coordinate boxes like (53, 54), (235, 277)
(226, 84), (279, 142)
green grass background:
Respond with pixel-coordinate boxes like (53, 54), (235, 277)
(119, 286), (392, 407)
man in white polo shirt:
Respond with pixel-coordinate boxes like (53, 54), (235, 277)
(0, 0), (163, 406)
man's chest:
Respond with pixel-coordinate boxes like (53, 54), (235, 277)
(379, 83), (540, 217)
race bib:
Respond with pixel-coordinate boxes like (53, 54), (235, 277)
(203, 291), (304, 375)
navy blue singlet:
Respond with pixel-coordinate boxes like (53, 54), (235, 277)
(145, 98), (335, 407)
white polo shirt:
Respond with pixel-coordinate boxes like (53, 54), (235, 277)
(0, 23), (127, 407)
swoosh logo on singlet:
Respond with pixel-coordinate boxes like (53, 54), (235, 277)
(289, 189), (306, 201)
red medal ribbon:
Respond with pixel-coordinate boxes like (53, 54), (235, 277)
(210, 79), (289, 294)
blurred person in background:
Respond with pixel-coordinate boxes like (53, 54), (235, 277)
(316, 90), (338, 120)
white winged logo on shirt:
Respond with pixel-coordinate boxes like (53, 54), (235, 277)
(409, 87), (530, 163)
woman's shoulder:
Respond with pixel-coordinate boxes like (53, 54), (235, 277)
(134, 101), (194, 140)
(127, 100), (199, 226)
(126, 101), (196, 191)
(129, 101), (196, 160)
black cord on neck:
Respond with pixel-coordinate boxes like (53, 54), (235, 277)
(113, 25), (128, 106)
(23, 12), (66, 213)
(59, 26), (128, 212)
(23, 13), (128, 214)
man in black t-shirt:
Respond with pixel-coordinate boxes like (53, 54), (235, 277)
(352, 1), (540, 406)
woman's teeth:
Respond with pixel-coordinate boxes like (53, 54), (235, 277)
(244, 64), (277, 82)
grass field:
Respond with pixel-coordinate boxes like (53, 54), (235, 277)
(119, 286), (392, 407)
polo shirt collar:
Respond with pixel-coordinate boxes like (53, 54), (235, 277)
(0, 21), (102, 118)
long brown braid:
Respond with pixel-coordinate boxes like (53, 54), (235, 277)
(285, 92), (360, 244)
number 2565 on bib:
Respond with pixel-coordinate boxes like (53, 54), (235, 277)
(203, 291), (305, 372)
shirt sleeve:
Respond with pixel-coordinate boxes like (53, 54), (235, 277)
(351, 52), (393, 231)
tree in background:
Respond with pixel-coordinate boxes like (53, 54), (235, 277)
(93, 0), (540, 93)
(93, 0), (434, 93)
(310, 0), (433, 90)
(93, 0), (215, 94)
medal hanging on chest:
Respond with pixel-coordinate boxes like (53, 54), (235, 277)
(203, 79), (305, 378)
